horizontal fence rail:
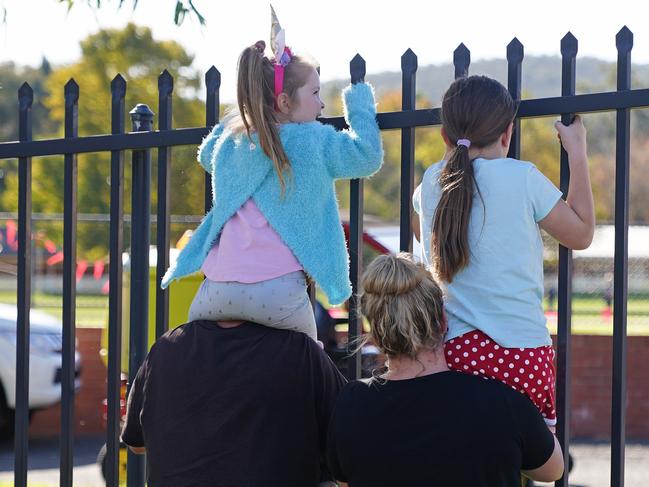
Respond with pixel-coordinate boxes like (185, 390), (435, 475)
(0, 26), (641, 487)
(3, 88), (649, 158)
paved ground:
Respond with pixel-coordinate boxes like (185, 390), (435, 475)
(0, 437), (646, 486)
(0, 436), (105, 486)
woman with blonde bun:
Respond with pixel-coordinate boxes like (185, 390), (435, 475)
(326, 253), (564, 487)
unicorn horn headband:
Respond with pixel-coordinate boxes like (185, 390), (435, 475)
(270, 4), (292, 109)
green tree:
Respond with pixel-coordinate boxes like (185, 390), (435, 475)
(2, 1), (204, 26)
(1, 23), (208, 260)
(335, 89), (445, 222)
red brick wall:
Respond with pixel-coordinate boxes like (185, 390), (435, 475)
(29, 329), (649, 440)
(562, 334), (649, 440)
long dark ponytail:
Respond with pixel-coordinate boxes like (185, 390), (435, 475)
(432, 76), (516, 282)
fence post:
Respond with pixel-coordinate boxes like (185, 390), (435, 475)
(107, 74), (127, 487)
(346, 54), (366, 381)
(61, 78), (79, 487)
(507, 38), (524, 159)
(127, 103), (154, 487)
(14, 81), (33, 487)
(555, 31), (577, 487)
(204, 67), (221, 213)
(155, 70), (173, 339)
(400, 49), (417, 253)
(611, 25), (633, 487)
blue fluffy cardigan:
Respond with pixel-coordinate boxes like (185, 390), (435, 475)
(161, 82), (383, 305)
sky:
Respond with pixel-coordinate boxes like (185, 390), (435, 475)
(1, 0), (649, 101)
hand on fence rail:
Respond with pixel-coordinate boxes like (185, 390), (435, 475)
(539, 115), (595, 250)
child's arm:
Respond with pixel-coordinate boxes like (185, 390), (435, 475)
(196, 124), (226, 175)
(539, 116), (595, 250)
(321, 83), (383, 180)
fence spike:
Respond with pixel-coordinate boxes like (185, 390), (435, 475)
(616, 26), (633, 53)
(350, 54), (366, 84)
(111, 74), (127, 99)
(206, 66), (221, 91)
(18, 82), (33, 110)
(158, 69), (174, 96)
(401, 48), (418, 75)
(64, 79), (79, 104)
(507, 38), (524, 64)
(453, 43), (470, 79)
(561, 32), (578, 58)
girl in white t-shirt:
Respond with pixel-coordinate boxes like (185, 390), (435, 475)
(413, 75), (594, 426)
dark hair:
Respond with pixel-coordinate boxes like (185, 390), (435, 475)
(432, 75), (516, 282)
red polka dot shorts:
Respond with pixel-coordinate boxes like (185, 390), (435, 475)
(443, 330), (557, 426)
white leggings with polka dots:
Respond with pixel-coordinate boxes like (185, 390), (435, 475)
(187, 271), (317, 341)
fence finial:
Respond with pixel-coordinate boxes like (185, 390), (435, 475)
(111, 74), (127, 99)
(129, 104), (155, 132)
(507, 38), (524, 64)
(350, 54), (366, 84)
(616, 26), (633, 53)
(561, 32), (578, 58)
(453, 43), (470, 79)
(64, 79), (79, 105)
(206, 66), (221, 90)
(158, 70), (174, 97)
(18, 82), (33, 110)
(401, 49), (418, 75)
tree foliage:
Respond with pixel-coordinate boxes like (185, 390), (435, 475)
(0, 24), (207, 260)
(55, 0), (205, 25)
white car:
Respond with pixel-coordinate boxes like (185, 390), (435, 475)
(0, 303), (81, 439)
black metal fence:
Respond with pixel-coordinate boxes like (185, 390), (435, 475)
(0, 27), (645, 487)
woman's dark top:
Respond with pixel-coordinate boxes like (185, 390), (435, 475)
(327, 370), (555, 487)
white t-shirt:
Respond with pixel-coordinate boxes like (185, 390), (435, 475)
(413, 157), (563, 348)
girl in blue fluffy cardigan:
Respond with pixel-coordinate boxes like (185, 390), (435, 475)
(161, 38), (383, 340)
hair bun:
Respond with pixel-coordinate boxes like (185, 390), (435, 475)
(361, 255), (427, 297)
(254, 40), (266, 53)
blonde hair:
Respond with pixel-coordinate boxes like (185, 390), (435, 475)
(229, 41), (319, 195)
(359, 253), (446, 359)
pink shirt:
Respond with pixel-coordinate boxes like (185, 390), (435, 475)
(201, 199), (303, 283)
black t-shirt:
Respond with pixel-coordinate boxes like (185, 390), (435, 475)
(121, 321), (346, 487)
(327, 371), (555, 487)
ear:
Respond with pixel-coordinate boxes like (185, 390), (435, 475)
(501, 121), (514, 147)
(440, 126), (453, 149)
(276, 92), (291, 115)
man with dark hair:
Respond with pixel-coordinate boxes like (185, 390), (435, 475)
(121, 320), (346, 487)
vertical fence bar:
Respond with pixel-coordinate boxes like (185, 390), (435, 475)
(346, 54), (366, 381)
(555, 31), (577, 487)
(60, 79), (79, 487)
(14, 82), (33, 487)
(106, 74), (126, 487)
(611, 25), (633, 487)
(453, 43), (470, 79)
(507, 38), (524, 159)
(127, 104), (154, 487)
(400, 49), (417, 253)
(204, 67), (221, 213)
(155, 71), (173, 339)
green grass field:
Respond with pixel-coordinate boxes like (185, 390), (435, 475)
(0, 291), (647, 335)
